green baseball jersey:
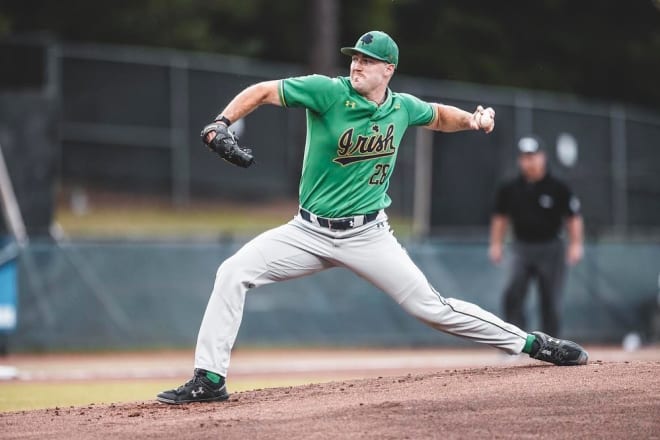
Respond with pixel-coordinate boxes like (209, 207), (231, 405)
(279, 75), (435, 218)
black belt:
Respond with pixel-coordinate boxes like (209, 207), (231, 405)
(299, 208), (380, 230)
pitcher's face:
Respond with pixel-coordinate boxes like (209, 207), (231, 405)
(349, 53), (394, 96)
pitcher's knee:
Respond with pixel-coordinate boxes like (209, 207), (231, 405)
(400, 293), (452, 325)
(215, 255), (255, 289)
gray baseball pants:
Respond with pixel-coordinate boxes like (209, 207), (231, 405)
(195, 212), (528, 377)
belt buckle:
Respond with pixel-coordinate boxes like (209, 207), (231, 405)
(329, 218), (354, 230)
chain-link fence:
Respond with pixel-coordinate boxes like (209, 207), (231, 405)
(58, 41), (660, 237)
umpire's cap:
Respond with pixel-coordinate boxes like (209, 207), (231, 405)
(341, 31), (399, 67)
(518, 135), (545, 154)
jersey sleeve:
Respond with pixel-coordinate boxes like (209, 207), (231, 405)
(279, 75), (341, 114)
(493, 183), (510, 215)
(398, 93), (436, 126)
(559, 183), (581, 216)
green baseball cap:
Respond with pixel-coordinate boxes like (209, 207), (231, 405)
(340, 31), (399, 67)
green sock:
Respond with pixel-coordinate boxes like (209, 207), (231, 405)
(205, 371), (223, 384)
(522, 334), (537, 354)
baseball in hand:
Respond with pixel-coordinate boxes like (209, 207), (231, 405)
(479, 111), (494, 131)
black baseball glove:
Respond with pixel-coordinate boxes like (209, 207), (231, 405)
(200, 122), (254, 168)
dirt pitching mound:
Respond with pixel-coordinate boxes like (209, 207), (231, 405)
(2, 360), (659, 439)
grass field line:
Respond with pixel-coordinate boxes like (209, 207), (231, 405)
(6, 353), (529, 381)
(2, 345), (659, 382)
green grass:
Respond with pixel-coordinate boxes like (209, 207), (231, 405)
(0, 377), (325, 412)
(0, 381), (170, 412)
(56, 206), (295, 238)
(54, 200), (414, 238)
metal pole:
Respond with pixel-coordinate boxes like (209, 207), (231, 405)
(310, 0), (339, 75)
(514, 91), (534, 140)
(0, 143), (28, 247)
(610, 105), (628, 234)
(170, 55), (190, 206)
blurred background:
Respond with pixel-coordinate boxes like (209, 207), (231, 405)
(0, 0), (659, 354)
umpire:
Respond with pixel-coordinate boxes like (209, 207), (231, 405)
(489, 135), (584, 337)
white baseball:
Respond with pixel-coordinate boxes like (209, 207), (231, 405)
(479, 111), (494, 130)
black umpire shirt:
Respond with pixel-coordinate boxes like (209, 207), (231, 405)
(493, 173), (581, 243)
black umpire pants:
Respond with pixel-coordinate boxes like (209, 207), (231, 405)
(503, 239), (566, 336)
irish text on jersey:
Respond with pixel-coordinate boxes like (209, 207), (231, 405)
(333, 124), (396, 165)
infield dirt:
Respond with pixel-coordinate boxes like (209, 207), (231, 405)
(1, 359), (659, 439)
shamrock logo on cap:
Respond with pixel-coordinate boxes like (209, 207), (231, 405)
(360, 33), (374, 45)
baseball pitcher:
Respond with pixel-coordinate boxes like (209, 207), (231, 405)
(157, 31), (588, 405)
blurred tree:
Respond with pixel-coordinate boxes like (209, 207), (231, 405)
(390, 0), (660, 108)
(0, 0), (658, 108)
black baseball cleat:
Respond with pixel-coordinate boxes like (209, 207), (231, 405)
(529, 331), (589, 366)
(157, 369), (229, 404)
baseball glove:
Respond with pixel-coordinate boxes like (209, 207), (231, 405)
(200, 122), (254, 168)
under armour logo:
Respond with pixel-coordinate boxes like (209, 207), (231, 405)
(348, 220), (354, 227)
(345, 100), (356, 108)
(372, 125), (379, 132)
(190, 386), (204, 398)
(360, 34), (374, 45)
